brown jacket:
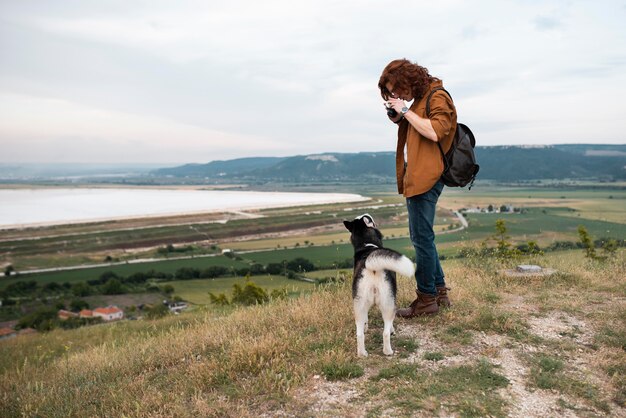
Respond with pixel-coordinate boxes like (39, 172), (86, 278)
(395, 80), (456, 197)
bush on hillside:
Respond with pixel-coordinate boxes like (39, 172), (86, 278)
(17, 308), (58, 331)
(286, 257), (315, 273)
(145, 303), (169, 319)
(231, 281), (269, 306)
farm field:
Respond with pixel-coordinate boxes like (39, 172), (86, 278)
(2, 185), (624, 292)
(161, 275), (316, 305)
(0, 254), (249, 289)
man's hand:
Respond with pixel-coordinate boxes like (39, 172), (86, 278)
(387, 98), (406, 113)
(384, 103), (403, 123)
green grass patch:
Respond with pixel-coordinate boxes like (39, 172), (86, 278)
(321, 361), (364, 381)
(526, 353), (610, 413)
(0, 255), (249, 289)
(371, 363), (419, 381)
(424, 351), (445, 361)
(378, 359), (509, 417)
(470, 306), (530, 340)
(595, 326), (626, 351)
(436, 324), (474, 345)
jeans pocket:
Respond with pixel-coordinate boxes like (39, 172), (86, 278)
(423, 180), (444, 203)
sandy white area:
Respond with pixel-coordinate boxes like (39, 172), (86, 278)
(0, 188), (369, 229)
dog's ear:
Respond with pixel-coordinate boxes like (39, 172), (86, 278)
(343, 220), (354, 232)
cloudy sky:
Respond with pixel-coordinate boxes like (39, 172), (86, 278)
(1, 0), (625, 164)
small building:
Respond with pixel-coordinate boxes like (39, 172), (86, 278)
(93, 306), (124, 321)
(79, 309), (93, 318)
(58, 310), (79, 320)
(0, 327), (16, 340)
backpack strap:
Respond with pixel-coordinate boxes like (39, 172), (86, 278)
(425, 87), (453, 173)
(425, 87), (452, 116)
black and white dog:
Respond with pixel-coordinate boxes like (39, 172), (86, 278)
(343, 214), (415, 357)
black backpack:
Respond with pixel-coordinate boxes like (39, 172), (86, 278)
(426, 87), (479, 189)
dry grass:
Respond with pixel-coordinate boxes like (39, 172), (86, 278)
(0, 250), (624, 417)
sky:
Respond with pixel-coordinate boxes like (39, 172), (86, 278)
(1, 0), (625, 164)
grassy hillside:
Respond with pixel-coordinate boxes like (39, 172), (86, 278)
(1, 250), (624, 417)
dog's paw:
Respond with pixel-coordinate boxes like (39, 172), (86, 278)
(357, 350), (369, 358)
(383, 348), (394, 356)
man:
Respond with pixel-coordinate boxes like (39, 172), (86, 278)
(378, 58), (456, 316)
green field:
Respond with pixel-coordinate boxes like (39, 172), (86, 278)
(161, 275), (316, 304)
(0, 255), (249, 289)
(2, 185), (624, 314)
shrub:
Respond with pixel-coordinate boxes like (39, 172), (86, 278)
(208, 292), (230, 306)
(175, 267), (201, 280)
(102, 279), (125, 295)
(5, 281), (38, 297)
(201, 266), (230, 278)
(17, 308), (58, 331)
(161, 284), (175, 295)
(69, 299), (89, 311)
(578, 225), (597, 259)
(231, 281), (269, 306)
(145, 303), (169, 319)
(286, 257), (315, 273)
(266, 263), (284, 275)
(72, 282), (92, 297)
(249, 263), (265, 275)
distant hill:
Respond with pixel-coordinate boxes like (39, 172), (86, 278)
(155, 157), (287, 178)
(152, 144), (626, 183)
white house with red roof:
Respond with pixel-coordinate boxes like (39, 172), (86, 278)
(93, 306), (124, 321)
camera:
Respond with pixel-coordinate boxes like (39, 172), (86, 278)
(386, 106), (398, 118)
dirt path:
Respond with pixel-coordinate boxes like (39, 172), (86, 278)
(292, 293), (626, 418)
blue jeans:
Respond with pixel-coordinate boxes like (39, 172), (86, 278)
(406, 179), (445, 296)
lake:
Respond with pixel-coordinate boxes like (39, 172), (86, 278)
(0, 188), (368, 228)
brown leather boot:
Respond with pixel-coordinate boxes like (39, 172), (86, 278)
(436, 286), (452, 308)
(396, 289), (439, 318)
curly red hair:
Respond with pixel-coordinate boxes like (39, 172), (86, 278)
(378, 59), (438, 101)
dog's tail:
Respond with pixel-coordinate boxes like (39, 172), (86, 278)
(365, 250), (415, 278)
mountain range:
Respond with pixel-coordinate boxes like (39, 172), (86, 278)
(153, 144), (626, 183)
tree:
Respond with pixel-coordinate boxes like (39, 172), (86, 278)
(70, 299), (89, 311)
(249, 263), (265, 275)
(494, 219), (514, 258)
(161, 284), (175, 295)
(4, 265), (14, 276)
(102, 279), (125, 295)
(17, 308), (58, 331)
(72, 282), (92, 297)
(577, 225), (597, 259)
(266, 263), (284, 275)
(286, 257), (315, 273)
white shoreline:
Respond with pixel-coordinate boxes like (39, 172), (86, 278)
(0, 188), (370, 230)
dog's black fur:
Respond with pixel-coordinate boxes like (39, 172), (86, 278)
(344, 217), (398, 300)
(344, 215), (414, 357)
